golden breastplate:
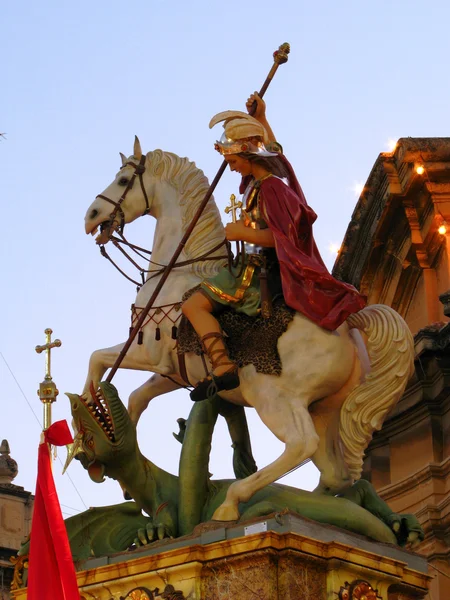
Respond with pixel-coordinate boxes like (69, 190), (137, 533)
(242, 178), (270, 231)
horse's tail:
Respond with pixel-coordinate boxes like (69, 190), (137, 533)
(339, 305), (414, 480)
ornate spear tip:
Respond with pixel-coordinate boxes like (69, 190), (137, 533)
(0, 440), (10, 454)
(274, 43), (290, 64)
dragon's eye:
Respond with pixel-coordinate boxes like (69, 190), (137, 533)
(118, 177), (129, 186)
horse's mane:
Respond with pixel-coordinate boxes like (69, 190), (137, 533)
(146, 150), (226, 277)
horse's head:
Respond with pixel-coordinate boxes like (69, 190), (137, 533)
(85, 136), (153, 244)
(85, 140), (225, 278)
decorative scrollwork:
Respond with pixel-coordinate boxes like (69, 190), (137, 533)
(338, 580), (381, 600)
(154, 585), (186, 599)
(10, 553), (28, 591)
(121, 586), (186, 600)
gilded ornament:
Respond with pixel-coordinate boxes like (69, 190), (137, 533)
(121, 586), (186, 600)
(10, 553), (29, 591)
(338, 580), (381, 600)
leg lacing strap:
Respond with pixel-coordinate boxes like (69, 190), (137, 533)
(189, 332), (239, 402)
(200, 332), (234, 371)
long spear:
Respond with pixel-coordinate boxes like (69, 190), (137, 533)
(106, 42), (290, 383)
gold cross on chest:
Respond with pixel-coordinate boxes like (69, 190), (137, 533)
(224, 194), (243, 223)
(35, 328), (62, 381)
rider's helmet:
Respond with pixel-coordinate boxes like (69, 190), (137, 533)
(209, 111), (279, 157)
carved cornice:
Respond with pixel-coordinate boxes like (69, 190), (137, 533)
(416, 494), (450, 536)
(333, 137), (450, 289)
(0, 483), (33, 500)
(377, 457), (450, 504)
(368, 382), (450, 447)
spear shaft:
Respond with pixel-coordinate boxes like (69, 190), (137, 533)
(106, 42), (290, 383)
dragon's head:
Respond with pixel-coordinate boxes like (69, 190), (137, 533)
(65, 382), (136, 482)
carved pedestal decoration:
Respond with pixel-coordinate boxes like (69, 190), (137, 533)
(338, 580), (381, 600)
(122, 589), (153, 600)
(121, 586), (185, 600)
(9, 555), (28, 592)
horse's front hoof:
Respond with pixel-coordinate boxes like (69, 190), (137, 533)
(212, 503), (240, 522)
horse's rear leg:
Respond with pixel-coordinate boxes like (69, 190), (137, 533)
(212, 402), (319, 521)
(310, 412), (352, 495)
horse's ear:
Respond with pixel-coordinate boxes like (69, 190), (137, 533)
(120, 152), (127, 166)
(133, 136), (142, 159)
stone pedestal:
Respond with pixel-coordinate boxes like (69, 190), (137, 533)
(12, 513), (430, 600)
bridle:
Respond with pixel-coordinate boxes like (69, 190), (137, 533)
(96, 155), (150, 236)
(94, 154), (231, 290)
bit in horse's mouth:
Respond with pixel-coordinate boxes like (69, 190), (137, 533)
(81, 384), (116, 442)
(94, 220), (115, 245)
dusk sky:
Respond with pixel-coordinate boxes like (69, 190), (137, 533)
(2, 1), (449, 519)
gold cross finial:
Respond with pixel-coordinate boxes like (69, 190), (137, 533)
(224, 194), (242, 223)
(35, 328), (61, 381)
(35, 328), (62, 430)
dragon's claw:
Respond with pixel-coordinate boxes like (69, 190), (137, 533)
(132, 519), (174, 547)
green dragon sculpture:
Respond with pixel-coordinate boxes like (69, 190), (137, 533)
(42, 381), (423, 562)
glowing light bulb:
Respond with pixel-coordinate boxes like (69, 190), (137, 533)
(416, 165), (425, 175)
(438, 223), (447, 235)
(386, 139), (398, 152)
(329, 243), (340, 254)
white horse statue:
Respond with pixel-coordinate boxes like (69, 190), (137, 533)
(84, 137), (414, 521)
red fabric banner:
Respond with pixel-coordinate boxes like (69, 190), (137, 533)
(28, 420), (80, 600)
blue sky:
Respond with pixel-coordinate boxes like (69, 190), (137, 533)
(1, 1), (449, 519)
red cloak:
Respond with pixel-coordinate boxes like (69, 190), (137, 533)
(241, 157), (366, 330)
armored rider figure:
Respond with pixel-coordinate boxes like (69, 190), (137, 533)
(182, 94), (366, 401)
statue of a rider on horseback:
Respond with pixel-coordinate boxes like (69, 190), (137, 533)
(81, 44), (414, 527)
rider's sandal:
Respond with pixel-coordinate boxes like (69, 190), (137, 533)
(190, 332), (240, 402)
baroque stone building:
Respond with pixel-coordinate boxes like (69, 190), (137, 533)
(0, 441), (33, 600)
(334, 137), (450, 599)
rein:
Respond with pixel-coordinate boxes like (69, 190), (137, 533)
(100, 233), (231, 290)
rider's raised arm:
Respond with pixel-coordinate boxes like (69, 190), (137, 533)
(246, 92), (277, 144)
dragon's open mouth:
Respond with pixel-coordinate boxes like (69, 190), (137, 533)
(81, 384), (116, 442)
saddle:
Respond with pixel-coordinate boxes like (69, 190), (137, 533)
(177, 287), (295, 376)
